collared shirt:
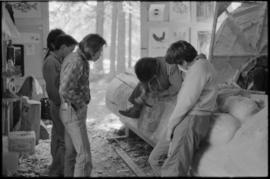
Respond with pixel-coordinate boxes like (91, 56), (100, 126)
(42, 51), (63, 106)
(59, 48), (90, 109)
(168, 57), (218, 129)
(149, 57), (183, 97)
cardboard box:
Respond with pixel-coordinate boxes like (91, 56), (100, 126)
(2, 136), (19, 176)
(8, 131), (36, 154)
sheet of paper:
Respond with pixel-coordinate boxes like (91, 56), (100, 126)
(149, 27), (169, 56)
(169, 2), (191, 22)
(149, 4), (165, 21)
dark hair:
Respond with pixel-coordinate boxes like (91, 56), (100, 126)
(47, 28), (65, 51)
(79, 34), (106, 56)
(44, 29), (65, 59)
(54, 34), (78, 50)
(135, 57), (158, 83)
(165, 40), (197, 65)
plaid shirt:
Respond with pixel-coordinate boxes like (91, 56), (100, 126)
(59, 48), (90, 109)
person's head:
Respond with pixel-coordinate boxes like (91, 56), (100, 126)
(165, 40), (197, 70)
(47, 28), (65, 51)
(79, 34), (106, 61)
(134, 57), (158, 83)
(54, 34), (78, 58)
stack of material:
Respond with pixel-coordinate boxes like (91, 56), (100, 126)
(8, 131), (36, 155)
(2, 136), (19, 176)
(20, 96), (41, 144)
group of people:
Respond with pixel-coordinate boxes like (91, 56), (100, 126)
(119, 41), (218, 176)
(42, 29), (106, 177)
(43, 28), (218, 177)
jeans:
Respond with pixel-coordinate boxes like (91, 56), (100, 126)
(160, 115), (211, 176)
(59, 103), (92, 177)
(148, 131), (170, 176)
(49, 100), (65, 176)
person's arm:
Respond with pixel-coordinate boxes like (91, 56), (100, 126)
(167, 62), (208, 140)
(158, 65), (183, 100)
(59, 60), (85, 110)
(43, 60), (61, 106)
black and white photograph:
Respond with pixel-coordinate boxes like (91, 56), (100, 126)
(2, 1), (268, 177)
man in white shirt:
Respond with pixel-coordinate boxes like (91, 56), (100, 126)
(149, 40), (218, 176)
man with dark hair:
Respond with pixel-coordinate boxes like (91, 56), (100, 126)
(59, 33), (106, 177)
(45, 28), (65, 59)
(42, 32), (77, 176)
(153, 40), (217, 176)
(119, 57), (183, 118)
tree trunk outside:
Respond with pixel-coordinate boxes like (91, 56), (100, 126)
(109, 2), (118, 76)
(116, 2), (126, 74)
(94, 1), (104, 73)
(128, 7), (132, 68)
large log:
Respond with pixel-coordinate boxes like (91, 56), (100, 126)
(105, 72), (176, 146)
(105, 72), (268, 177)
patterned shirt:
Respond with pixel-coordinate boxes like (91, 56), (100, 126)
(59, 48), (90, 109)
(42, 51), (62, 106)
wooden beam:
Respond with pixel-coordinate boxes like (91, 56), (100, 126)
(208, 1), (219, 62)
(112, 143), (147, 177)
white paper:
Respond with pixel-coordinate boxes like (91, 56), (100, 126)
(149, 4), (165, 21)
(171, 27), (189, 43)
(197, 31), (211, 57)
(149, 27), (169, 56)
(21, 32), (41, 44)
(169, 2), (191, 22)
(25, 44), (36, 56)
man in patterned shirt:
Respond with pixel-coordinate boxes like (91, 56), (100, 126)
(59, 34), (106, 177)
(42, 30), (77, 176)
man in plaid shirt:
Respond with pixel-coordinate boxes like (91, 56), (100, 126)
(59, 34), (106, 177)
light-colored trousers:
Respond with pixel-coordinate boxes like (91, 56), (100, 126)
(148, 114), (211, 176)
(49, 100), (65, 176)
(59, 103), (92, 177)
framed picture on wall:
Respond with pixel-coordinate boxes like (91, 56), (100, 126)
(148, 4), (165, 21)
(196, 2), (214, 22)
(10, 2), (42, 18)
(171, 27), (190, 43)
(169, 2), (190, 22)
(197, 31), (211, 58)
(13, 44), (24, 76)
(149, 27), (169, 56)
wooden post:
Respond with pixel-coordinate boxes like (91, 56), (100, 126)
(208, 1), (218, 62)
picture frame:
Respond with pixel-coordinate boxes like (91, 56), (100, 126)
(13, 44), (25, 77)
(169, 2), (191, 22)
(196, 2), (214, 22)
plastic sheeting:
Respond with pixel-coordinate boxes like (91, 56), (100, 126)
(212, 2), (268, 84)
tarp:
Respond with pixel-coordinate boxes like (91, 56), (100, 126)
(212, 2), (268, 84)
(2, 5), (20, 39)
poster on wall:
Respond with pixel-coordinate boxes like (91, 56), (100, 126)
(171, 27), (189, 43)
(196, 2), (214, 21)
(149, 4), (165, 21)
(10, 2), (42, 18)
(169, 2), (190, 22)
(149, 27), (169, 56)
(197, 31), (211, 58)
